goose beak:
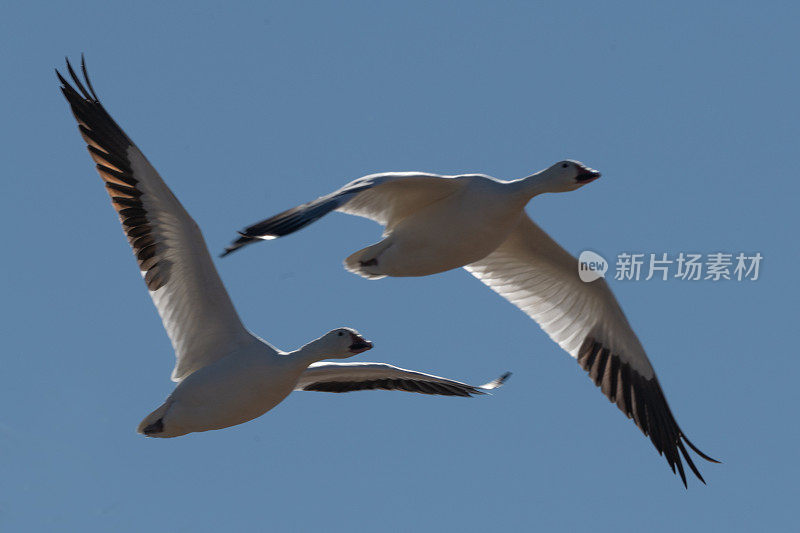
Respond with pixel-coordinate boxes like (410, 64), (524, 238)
(349, 333), (373, 354)
(576, 168), (601, 183)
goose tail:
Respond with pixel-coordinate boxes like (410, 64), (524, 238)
(137, 400), (172, 437)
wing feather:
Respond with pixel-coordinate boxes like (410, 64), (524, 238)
(223, 173), (463, 256)
(59, 58), (254, 381)
(296, 362), (510, 397)
(465, 214), (717, 485)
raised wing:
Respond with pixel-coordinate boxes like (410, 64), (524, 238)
(465, 213), (717, 485)
(58, 57), (254, 381)
(222, 172), (462, 256)
(296, 362), (510, 397)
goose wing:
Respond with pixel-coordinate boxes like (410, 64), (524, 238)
(58, 58), (254, 382)
(464, 213), (717, 485)
(296, 362), (510, 397)
(223, 172), (463, 256)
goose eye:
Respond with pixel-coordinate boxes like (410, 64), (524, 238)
(561, 163), (569, 168)
(337, 331), (344, 337)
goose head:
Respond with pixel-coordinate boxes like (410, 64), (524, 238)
(531, 160), (601, 194)
(319, 327), (374, 358)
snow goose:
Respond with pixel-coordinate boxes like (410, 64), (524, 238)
(57, 58), (508, 439)
(224, 166), (718, 485)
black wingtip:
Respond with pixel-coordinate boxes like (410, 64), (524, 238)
(480, 371), (512, 392)
(682, 434), (721, 464)
(239, 229), (277, 240)
(80, 54), (99, 101)
(55, 68), (67, 86)
(220, 233), (260, 257)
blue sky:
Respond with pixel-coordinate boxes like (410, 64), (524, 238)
(2, 1), (798, 531)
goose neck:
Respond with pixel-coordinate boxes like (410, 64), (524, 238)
(290, 337), (330, 367)
(510, 170), (552, 200)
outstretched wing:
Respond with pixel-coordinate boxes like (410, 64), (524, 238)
(296, 362), (510, 397)
(58, 57), (254, 381)
(222, 172), (463, 256)
(465, 213), (717, 486)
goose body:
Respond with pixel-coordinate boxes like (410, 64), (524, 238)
(58, 58), (508, 439)
(226, 161), (719, 485)
(346, 174), (529, 277)
(225, 172), (542, 278)
(141, 339), (296, 438)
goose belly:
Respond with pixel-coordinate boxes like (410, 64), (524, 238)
(380, 195), (522, 276)
(164, 356), (299, 435)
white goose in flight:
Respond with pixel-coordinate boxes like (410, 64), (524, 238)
(58, 58), (509, 439)
(224, 166), (718, 485)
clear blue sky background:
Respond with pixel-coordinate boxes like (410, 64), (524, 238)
(2, 1), (797, 531)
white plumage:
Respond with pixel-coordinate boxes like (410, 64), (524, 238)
(226, 160), (718, 485)
(58, 58), (508, 439)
